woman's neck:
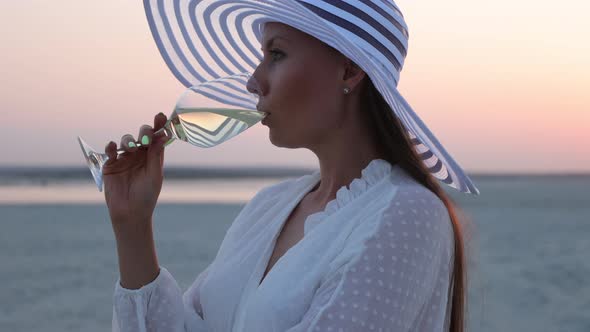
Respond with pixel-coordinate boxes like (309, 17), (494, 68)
(309, 148), (383, 207)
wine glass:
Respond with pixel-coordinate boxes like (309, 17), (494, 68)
(77, 73), (264, 192)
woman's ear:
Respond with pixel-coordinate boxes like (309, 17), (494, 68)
(342, 59), (366, 93)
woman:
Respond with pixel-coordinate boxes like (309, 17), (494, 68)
(106, 1), (479, 331)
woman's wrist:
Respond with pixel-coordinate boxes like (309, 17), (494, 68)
(112, 218), (160, 289)
(112, 216), (153, 240)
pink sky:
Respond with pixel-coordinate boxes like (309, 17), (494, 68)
(1, 0), (588, 173)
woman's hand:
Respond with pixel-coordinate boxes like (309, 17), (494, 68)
(102, 113), (170, 228)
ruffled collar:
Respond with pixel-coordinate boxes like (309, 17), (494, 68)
(303, 159), (397, 235)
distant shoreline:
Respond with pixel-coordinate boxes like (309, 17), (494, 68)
(0, 166), (588, 184)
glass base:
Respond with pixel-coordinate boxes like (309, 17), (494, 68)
(77, 136), (107, 192)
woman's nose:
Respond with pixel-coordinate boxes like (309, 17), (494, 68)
(246, 74), (261, 95)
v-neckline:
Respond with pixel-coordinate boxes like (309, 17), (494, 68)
(257, 175), (321, 289)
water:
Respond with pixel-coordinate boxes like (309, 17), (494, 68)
(446, 175), (590, 332)
(172, 108), (266, 148)
(0, 203), (241, 331)
(1, 174), (589, 331)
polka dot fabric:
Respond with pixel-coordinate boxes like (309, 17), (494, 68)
(113, 267), (193, 332)
(110, 160), (455, 331)
(284, 185), (454, 332)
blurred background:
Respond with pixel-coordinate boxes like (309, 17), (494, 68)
(1, 0), (588, 331)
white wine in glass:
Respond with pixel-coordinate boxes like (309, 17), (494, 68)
(77, 73), (265, 192)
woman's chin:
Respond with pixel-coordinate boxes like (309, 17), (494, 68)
(268, 133), (286, 147)
(268, 131), (301, 149)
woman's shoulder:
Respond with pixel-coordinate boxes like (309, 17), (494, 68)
(393, 180), (446, 213)
(347, 171), (453, 251)
(383, 166), (447, 213)
(328, 177), (454, 281)
(380, 178), (454, 252)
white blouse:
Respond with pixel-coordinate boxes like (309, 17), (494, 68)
(112, 159), (455, 332)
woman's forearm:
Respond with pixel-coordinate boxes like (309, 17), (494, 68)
(113, 220), (160, 290)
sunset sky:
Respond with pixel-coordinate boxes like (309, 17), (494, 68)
(1, 0), (588, 173)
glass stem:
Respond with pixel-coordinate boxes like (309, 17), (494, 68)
(113, 119), (176, 154)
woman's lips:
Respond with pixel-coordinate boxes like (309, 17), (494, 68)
(261, 114), (270, 125)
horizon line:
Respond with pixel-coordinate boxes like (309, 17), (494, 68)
(0, 165), (588, 178)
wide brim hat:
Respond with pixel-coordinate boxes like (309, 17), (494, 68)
(143, 0), (480, 195)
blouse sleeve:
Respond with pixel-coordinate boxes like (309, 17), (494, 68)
(286, 186), (455, 332)
(112, 266), (210, 332)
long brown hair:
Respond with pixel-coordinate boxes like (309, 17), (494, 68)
(359, 77), (471, 332)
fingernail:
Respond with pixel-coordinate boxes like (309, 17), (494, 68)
(128, 142), (136, 148)
(141, 135), (150, 145)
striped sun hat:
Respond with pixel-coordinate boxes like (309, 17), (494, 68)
(143, 0), (480, 195)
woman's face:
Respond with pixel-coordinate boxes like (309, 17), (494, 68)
(247, 22), (351, 149)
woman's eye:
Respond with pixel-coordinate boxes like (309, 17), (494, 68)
(269, 49), (284, 61)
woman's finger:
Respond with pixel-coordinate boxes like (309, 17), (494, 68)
(104, 141), (118, 165)
(137, 124), (154, 148)
(147, 113), (168, 171)
(154, 112), (167, 129)
(153, 113), (168, 140)
(120, 134), (138, 153)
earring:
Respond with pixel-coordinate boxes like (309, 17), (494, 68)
(343, 87), (351, 94)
